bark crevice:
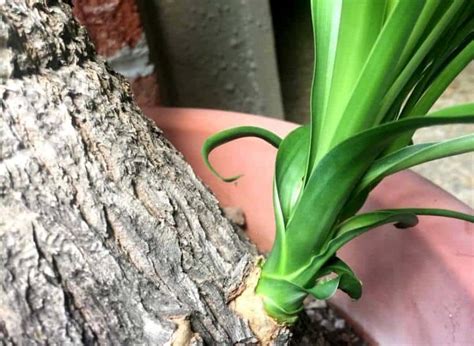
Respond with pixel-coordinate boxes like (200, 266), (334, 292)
(0, 1), (288, 344)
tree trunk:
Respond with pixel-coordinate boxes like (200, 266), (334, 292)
(0, 1), (289, 344)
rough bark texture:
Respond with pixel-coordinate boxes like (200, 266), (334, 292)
(0, 1), (289, 344)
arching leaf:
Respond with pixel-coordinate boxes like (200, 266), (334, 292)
(344, 134), (474, 216)
(275, 125), (309, 224)
(201, 126), (282, 182)
(283, 115), (474, 274)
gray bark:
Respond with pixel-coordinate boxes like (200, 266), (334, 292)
(0, 1), (289, 344)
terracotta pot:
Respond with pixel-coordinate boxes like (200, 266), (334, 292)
(143, 106), (473, 345)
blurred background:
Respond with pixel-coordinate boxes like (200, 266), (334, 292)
(72, 0), (473, 207)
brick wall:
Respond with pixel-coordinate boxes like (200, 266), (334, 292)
(72, 0), (159, 106)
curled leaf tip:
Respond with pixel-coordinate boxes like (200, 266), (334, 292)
(394, 216), (419, 229)
(222, 174), (244, 183)
(201, 125), (282, 183)
(201, 144), (243, 183)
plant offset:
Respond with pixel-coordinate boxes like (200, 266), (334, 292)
(203, 0), (474, 324)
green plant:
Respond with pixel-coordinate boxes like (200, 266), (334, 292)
(202, 0), (474, 324)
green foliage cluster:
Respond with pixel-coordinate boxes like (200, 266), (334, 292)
(203, 0), (474, 323)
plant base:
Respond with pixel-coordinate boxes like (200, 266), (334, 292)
(230, 259), (288, 344)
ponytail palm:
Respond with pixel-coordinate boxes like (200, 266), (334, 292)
(203, 0), (474, 323)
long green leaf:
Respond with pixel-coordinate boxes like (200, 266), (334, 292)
(201, 126), (282, 182)
(255, 274), (307, 323)
(292, 207), (473, 286)
(275, 126), (309, 224)
(430, 103), (474, 117)
(264, 180), (289, 274)
(379, 0), (468, 123)
(267, 126), (310, 275)
(393, 0), (447, 72)
(307, 276), (340, 300)
(344, 134), (474, 216)
(323, 0), (425, 160)
(379, 208), (474, 223)
(328, 208), (473, 265)
(394, 15), (474, 120)
(271, 257), (360, 302)
(309, 0), (344, 172)
(289, 211), (418, 286)
(316, 257), (362, 300)
(386, 76), (474, 153)
(309, 0), (386, 170)
(281, 115), (474, 274)
(404, 41), (474, 118)
(381, 19), (473, 125)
